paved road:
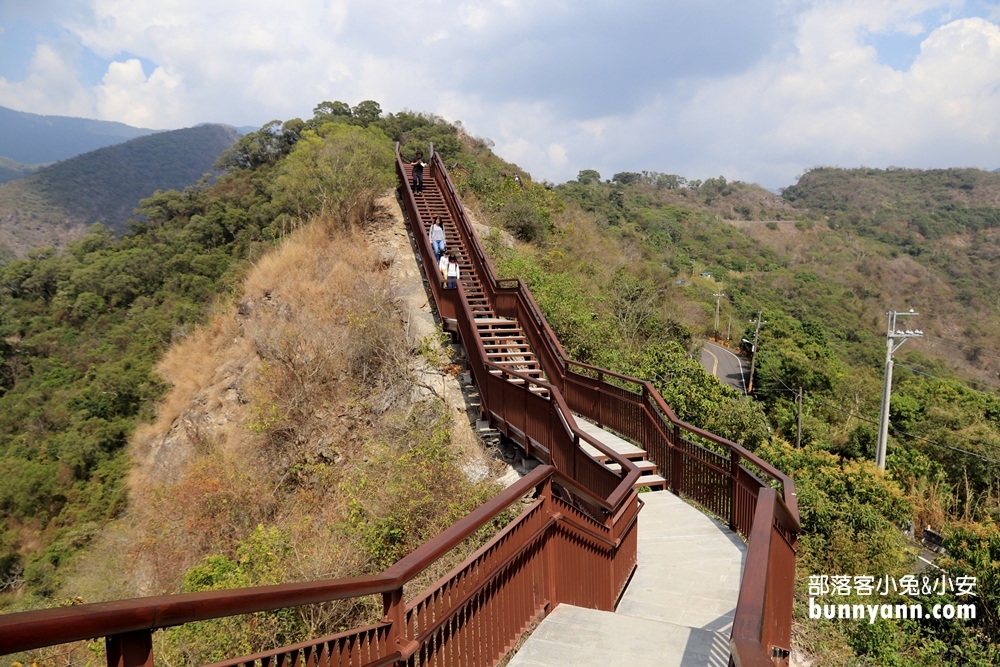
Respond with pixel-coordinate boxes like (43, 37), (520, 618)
(700, 341), (748, 395)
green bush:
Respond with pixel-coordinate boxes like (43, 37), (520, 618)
(271, 123), (395, 227)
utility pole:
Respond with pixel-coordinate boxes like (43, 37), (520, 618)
(726, 313), (732, 343)
(796, 387), (803, 448)
(875, 310), (923, 471)
(713, 291), (726, 340)
(747, 312), (765, 394)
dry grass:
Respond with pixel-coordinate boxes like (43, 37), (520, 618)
(43, 202), (513, 667)
(119, 220), (416, 594)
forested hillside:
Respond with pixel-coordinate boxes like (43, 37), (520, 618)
(2, 100), (999, 666)
(0, 124), (240, 257)
(0, 158), (36, 187)
(449, 163), (1000, 663)
(0, 104), (514, 667)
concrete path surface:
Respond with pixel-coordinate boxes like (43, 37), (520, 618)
(507, 491), (746, 667)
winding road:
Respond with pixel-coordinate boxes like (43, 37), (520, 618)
(700, 341), (748, 395)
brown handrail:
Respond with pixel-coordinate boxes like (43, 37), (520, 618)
(730, 488), (798, 667)
(396, 150), (640, 514)
(414, 151), (799, 663)
(0, 466), (552, 655)
(563, 358), (799, 520)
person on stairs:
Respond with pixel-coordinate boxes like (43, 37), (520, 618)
(410, 151), (426, 194)
(445, 254), (460, 289)
(429, 217), (446, 259)
(439, 251), (449, 286)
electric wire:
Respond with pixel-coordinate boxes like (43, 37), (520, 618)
(756, 363), (1000, 465)
(895, 362), (1000, 398)
(921, 333), (1000, 364)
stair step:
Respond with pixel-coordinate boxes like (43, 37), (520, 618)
(635, 474), (667, 490)
(606, 460), (657, 474)
(408, 170), (555, 404)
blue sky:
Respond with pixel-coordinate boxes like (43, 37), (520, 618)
(1, 0), (999, 188)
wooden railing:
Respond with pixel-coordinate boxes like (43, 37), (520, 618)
(395, 150), (640, 515)
(416, 152), (799, 666)
(0, 467), (640, 667)
(0, 149), (797, 667)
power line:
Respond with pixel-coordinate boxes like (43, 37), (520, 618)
(921, 334), (1000, 363)
(806, 387), (1000, 464)
(895, 363), (1000, 398)
(758, 364), (1000, 465)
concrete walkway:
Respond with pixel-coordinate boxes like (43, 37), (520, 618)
(507, 491), (746, 667)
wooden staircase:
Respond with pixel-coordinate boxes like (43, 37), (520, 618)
(402, 161), (669, 489)
(403, 165), (549, 389)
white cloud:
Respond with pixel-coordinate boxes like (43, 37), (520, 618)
(97, 58), (183, 127)
(0, 0), (998, 187)
(0, 38), (93, 116)
(547, 143), (568, 167)
(659, 14), (1000, 185)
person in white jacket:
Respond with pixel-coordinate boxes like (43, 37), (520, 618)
(446, 254), (460, 289)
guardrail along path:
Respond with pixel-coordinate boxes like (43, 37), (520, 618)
(0, 149), (799, 667)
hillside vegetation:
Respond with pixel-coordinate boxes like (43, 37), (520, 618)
(0, 124), (240, 257)
(2, 100), (1000, 666)
(0, 105), (156, 165)
(448, 162), (1000, 663)
(0, 104), (514, 667)
(0, 158), (38, 187)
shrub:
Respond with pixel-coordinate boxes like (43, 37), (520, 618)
(500, 198), (547, 242)
(271, 124), (395, 228)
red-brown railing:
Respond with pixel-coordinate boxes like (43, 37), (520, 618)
(414, 151), (799, 666)
(0, 149), (797, 667)
(395, 149), (640, 514)
(0, 467), (640, 667)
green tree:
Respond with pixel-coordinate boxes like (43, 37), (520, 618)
(271, 124), (395, 227)
(312, 100), (352, 118)
(351, 100), (383, 126)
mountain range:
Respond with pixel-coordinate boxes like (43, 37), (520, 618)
(0, 124), (240, 256)
(0, 105), (160, 168)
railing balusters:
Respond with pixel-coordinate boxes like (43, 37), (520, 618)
(1, 151), (794, 667)
(106, 630), (153, 667)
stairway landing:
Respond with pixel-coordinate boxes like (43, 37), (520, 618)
(506, 492), (746, 667)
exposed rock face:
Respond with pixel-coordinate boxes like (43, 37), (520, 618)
(371, 192), (517, 485)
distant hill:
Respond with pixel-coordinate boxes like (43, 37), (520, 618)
(0, 156), (38, 185)
(0, 105), (158, 165)
(0, 124), (240, 255)
(782, 167), (1000, 237)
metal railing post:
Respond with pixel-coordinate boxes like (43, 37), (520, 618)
(541, 478), (559, 611)
(596, 371), (603, 428)
(106, 630), (153, 667)
(729, 450), (740, 531)
(670, 424), (682, 494)
(382, 586), (411, 659)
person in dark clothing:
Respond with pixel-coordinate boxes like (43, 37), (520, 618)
(411, 151), (426, 193)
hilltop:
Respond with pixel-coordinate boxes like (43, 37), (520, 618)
(0, 157), (37, 186)
(0, 124), (240, 256)
(0, 105), (156, 165)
